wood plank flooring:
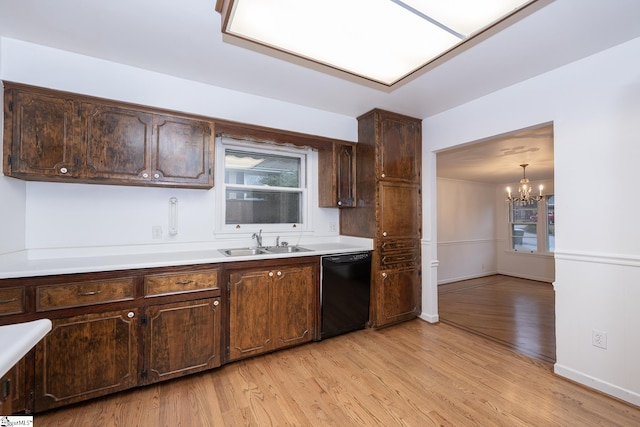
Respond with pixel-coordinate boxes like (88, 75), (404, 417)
(33, 319), (640, 426)
(439, 275), (556, 363)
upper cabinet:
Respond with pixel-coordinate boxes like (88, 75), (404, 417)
(3, 83), (214, 189)
(376, 111), (421, 183)
(318, 141), (356, 208)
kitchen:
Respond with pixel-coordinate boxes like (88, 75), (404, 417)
(1, 0), (640, 422)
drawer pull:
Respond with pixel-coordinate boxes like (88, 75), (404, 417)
(213, 300), (220, 307)
(175, 280), (194, 285)
(77, 290), (102, 296)
(0, 298), (18, 304)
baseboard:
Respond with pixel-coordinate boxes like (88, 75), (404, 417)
(437, 272), (496, 285)
(419, 312), (439, 323)
(554, 363), (640, 407)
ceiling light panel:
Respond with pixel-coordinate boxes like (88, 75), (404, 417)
(221, 0), (536, 86)
(400, 0), (532, 36)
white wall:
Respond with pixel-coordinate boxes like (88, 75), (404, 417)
(436, 178), (497, 283)
(0, 38), (357, 257)
(423, 36), (640, 405)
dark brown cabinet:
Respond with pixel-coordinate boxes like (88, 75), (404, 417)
(3, 88), (81, 178)
(144, 298), (222, 383)
(3, 82), (214, 189)
(227, 260), (317, 361)
(341, 108), (422, 328)
(34, 308), (140, 412)
(319, 141), (356, 208)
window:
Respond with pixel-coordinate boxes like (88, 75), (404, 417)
(218, 139), (309, 230)
(509, 195), (554, 253)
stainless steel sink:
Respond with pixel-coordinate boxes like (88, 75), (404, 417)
(264, 246), (311, 254)
(220, 246), (312, 256)
(220, 247), (268, 257)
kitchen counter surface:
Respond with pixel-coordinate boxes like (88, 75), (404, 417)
(0, 319), (52, 378)
(0, 239), (373, 279)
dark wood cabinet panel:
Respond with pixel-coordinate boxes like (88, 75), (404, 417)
(34, 308), (139, 412)
(228, 269), (273, 361)
(318, 142), (356, 208)
(154, 115), (213, 187)
(272, 265), (314, 349)
(4, 89), (80, 178)
(378, 182), (421, 239)
(83, 103), (152, 180)
(144, 298), (221, 383)
(374, 268), (421, 326)
(378, 112), (421, 183)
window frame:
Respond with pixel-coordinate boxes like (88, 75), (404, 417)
(215, 137), (311, 234)
(508, 194), (554, 254)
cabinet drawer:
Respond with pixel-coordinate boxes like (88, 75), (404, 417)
(380, 239), (419, 253)
(380, 250), (420, 268)
(144, 269), (219, 297)
(36, 278), (135, 311)
(0, 287), (25, 316)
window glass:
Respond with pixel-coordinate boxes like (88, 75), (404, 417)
(510, 201), (538, 251)
(223, 147), (305, 226)
(547, 195), (555, 252)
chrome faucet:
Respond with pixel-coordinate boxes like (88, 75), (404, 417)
(276, 236), (280, 247)
(252, 229), (263, 247)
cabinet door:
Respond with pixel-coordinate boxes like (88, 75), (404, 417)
(83, 102), (152, 182)
(378, 182), (421, 239)
(272, 265), (315, 350)
(34, 308), (139, 412)
(373, 268), (421, 327)
(153, 115), (214, 188)
(378, 113), (421, 182)
(144, 298), (221, 383)
(228, 269), (273, 361)
(6, 89), (80, 178)
(319, 142), (356, 208)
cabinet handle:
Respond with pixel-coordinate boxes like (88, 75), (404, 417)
(77, 290), (102, 296)
(0, 298), (18, 304)
(142, 172), (149, 178)
(213, 300), (219, 306)
(381, 173), (385, 178)
(337, 201), (342, 206)
(153, 173), (160, 179)
(277, 271), (282, 276)
(382, 231), (387, 237)
(268, 271), (274, 277)
(127, 312), (135, 318)
(381, 272), (387, 278)
(60, 167), (68, 174)
(175, 280), (194, 285)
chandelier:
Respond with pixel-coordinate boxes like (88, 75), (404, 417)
(506, 164), (543, 205)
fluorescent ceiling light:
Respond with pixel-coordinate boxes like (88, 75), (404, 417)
(217, 0), (535, 86)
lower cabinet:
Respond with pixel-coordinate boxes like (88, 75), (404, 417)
(373, 267), (421, 327)
(34, 308), (139, 412)
(143, 298), (221, 383)
(228, 262), (317, 361)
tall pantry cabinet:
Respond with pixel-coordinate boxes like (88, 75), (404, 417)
(341, 109), (422, 328)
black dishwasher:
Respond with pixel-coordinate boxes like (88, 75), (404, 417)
(321, 252), (372, 339)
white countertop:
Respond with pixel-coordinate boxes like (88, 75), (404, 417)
(0, 319), (52, 378)
(0, 239), (373, 279)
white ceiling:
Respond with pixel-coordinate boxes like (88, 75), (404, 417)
(1, 0), (639, 183)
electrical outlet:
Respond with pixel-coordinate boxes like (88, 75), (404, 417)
(592, 329), (607, 349)
(152, 226), (162, 239)
(328, 222), (337, 232)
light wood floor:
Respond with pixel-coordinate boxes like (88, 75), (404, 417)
(438, 275), (556, 363)
(34, 319), (640, 426)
